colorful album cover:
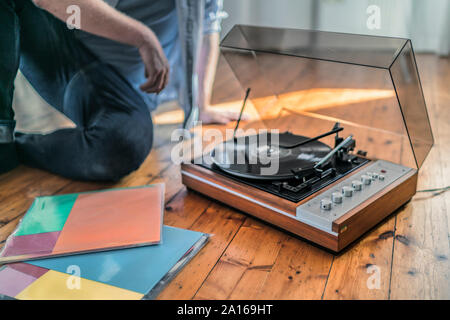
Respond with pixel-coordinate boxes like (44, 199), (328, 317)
(0, 185), (164, 264)
(0, 226), (209, 300)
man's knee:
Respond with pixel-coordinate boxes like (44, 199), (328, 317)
(88, 117), (153, 181)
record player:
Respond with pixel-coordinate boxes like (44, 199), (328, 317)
(181, 26), (433, 252)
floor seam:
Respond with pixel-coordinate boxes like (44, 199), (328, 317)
(192, 216), (247, 299)
(388, 215), (398, 300)
(321, 255), (335, 300)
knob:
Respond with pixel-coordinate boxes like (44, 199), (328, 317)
(366, 172), (377, 180)
(361, 175), (372, 185)
(342, 186), (353, 197)
(352, 180), (362, 191)
(372, 172), (379, 179)
(332, 192), (343, 204)
(379, 175), (385, 181)
(320, 199), (332, 210)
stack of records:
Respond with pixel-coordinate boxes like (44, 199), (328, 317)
(0, 185), (209, 300)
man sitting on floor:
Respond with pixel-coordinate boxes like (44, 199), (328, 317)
(0, 0), (237, 181)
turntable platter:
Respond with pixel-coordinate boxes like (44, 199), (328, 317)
(210, 132), (332, 180)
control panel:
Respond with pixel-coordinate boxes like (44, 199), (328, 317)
(296, 160), (413, 231)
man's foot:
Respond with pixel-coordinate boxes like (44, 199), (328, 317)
(198, 108), (249, 125)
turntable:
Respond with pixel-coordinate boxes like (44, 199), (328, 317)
(181, 26), (433, 252)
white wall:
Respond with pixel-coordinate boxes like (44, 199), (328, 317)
(221, 0), (316, 35)
(221, 0), (449, 55)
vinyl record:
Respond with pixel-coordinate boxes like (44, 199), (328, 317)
(210, 132), (332, 180)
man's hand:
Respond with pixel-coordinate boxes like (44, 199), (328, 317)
(34, 0), (170, 94)
(138, 32), (170, 94)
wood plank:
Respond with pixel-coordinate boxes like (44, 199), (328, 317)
(255, 236), (332, 300)
(194, 218), (288, 300)
(0, 216), (21, 250)
(0, 166), (60, 199)
(195, 218), (334, 300)
(322, 216), (396, 299)
(163, 189), (212, 229)
(0, 173), (72, 229)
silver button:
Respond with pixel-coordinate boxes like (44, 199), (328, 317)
(361, 175), (372, 185)
(366, 172), (377, 180)
(342, 186), (353, 197)
(331, 192), (343, 203)
(320, 199), (332, 210)
(352, 180), (362, 191)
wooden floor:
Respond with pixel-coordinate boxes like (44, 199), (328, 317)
(1, 54), (449, 300)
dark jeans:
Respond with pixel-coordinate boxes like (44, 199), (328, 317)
(0, 0), (153, 181)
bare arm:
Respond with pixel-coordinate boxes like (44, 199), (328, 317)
(34, 0), (151, 47)
(33, 0), (169, 92)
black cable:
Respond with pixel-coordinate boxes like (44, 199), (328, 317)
(417, 186), (450, 193)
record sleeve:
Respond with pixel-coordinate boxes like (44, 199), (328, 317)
(0, 185), (164, 264)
